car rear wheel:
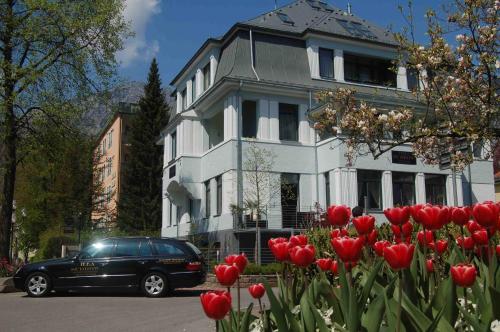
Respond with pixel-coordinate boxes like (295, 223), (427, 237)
(25, 272), (51, 297)
(142, 272), (168, 298)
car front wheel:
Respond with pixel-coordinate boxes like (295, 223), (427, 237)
(25, 272), (51, 297)
(142, 272), (168, 298)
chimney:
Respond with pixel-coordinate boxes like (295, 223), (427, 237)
(347, 3), (352, 14)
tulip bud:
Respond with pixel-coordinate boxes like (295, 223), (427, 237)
(383, 243), (415, 270)
(426, 259), (434, 273)
(214, 264), (239, 287)
(224, 253), (248, 274)
(289, 245), (316, 267)
(316, 258), (333, 271)
(200, 291), (232, 320)
(472, 202), (499, 228)
(384, 206), (410, 225)
(248, 283), (265, 299)
(327, 205), (351, 226)
(450, 264), (477, 287)
(353, 215), (376, 235)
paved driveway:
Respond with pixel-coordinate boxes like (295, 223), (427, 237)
(0, 288), (267, 332)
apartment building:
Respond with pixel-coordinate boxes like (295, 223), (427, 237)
(92, 103), (138, 229)
(160, 0), (494, 260)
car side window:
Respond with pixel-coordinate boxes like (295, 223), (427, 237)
(80, 240), (114, 259)
(114, 239), (139, 257)
(139, 241), (153, 256)
(153, 242), (185, 256)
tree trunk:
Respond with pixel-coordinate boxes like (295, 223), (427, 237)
(0, 1), (16, 261)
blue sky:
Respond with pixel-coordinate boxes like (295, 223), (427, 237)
(117, 0), (441, 85)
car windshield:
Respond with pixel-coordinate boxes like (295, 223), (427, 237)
(79, 240), (114, 259)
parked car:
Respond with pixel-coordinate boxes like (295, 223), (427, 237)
(13, 237), (206, 297)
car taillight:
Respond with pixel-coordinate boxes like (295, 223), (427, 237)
(186, 262), (202, 271)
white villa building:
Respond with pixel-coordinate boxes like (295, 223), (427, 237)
(160, 0), (494, 261)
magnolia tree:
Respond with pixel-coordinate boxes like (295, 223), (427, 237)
(313, 0), (499, 169)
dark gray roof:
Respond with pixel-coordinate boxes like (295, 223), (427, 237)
(244, 0), (396, 46)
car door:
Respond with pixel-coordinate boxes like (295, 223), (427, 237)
(99, 238), (142, 287)
(151, 240), (190, 288)
(76, 239), (115, 288)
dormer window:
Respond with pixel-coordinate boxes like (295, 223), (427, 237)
(319, 48), (334, 79)
(277, 12), (294, 25)
(336, 19), (377, 40)
(203, 63), (211, 91)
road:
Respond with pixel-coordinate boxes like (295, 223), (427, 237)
(0, 288), (268, 332)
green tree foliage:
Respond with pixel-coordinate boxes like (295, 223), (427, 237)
(14, 119), (96, 259)
(117, 59), (170, 233)
(0, 0), (129, 259)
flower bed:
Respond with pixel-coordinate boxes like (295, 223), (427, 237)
(199, 202), (500, 331)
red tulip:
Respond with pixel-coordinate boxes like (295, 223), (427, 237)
(383, 243), (415, 270)
(373, 240), (390, 257)
(417, 205), (450, 230)
(270, 242), (290, 261)
(384, 207), (410, 225)
(289, 245), (316, 267)
(353, 215), (375, 235)
(450, 264), (477, 287)
(330, 228), (348, 239)
(214, 264), (239, 286)
(393, 235), (412, 244)
(466, 220), (483, 234)
(451, 206), (471, 226)
(288, 234), (308, 248)
(224, 253), (248, 274)
(391, 222), (413, 238)
(472, 202), (499, 228)
(200, 291), (232, 320)
(316, 258), (333, 271)
(497, 245), (500, 257)
(471, 229), (489, 246)
(435, 240), (448, 255)
(409, 204), (425, 223)
(330, 260), (338, 274)
(331, 236), (364, 263)
(366, 229), (378, 246)
(327, 205), (351, 226)
(426, 259), (434, 273)
(268, 237), (287, 249)
(456, 236), (475, 250)
(248, 283), (265, 299)
(417, 230), (434, 247)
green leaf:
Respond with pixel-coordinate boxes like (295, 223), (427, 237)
(307, 298), (330, 332)
(300, 292), (315, 332)
(490, 287), (500, 319)
(362, 295), (385, 332)
(360, 260), (383, 308)
(431, 276), (458, 324)
(401, 292), (432, 331)
(238, 303), (253, 332)
(458, 305), (488, 332)
(263, 281), (288, 332)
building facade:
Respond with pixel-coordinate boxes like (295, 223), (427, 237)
(92, 103), (138, 229)
(160, 0), (494, 261)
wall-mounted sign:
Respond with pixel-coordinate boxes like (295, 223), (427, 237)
(392, 151), (416, 165)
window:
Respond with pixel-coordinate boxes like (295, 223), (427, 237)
(216, 175), (222, 215)
(344, 53), (396, 87)
(80, 240), (114, 259)
(407, 68), (419, 91)
(191, 76), (196, 102)
(153, 241), (185, 256)
(357, 170), (382, 210)
(108, 130), (113, 148)
(205, 181), (211, 218)
(325, 172), (330, 207)
(392, 172), (415, 206)
(102, 139), (107, 153)
(107, 158), (112, 176)
(425, 174), (446, 205)
(242, 100), (257, 138)
(171, 131), (177, 160)
(139, 241), (153, 256)
(473, 141), (483, 158)
(106, 186), (112, 203)
(319, 48), (334, 79)
(336, 19), (377, 39)
(279, 103), (299, 141)
(281, 173), (300, 207)
(203, 63), (211, 91)
(181, 88), (187, 111)
(114, 239), (139, 257)
(277, 12), (294, 25)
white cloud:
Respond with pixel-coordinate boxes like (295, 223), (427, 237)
(117, 0), (161, 67)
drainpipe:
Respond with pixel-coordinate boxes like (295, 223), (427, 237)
(310, 90), (320, 208)
(249, 30), (260, 81)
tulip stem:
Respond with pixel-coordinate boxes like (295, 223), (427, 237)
(237, 278), (241, 331)
(227, 287), (232, 330)
(460, 226), (466, 261)
(397, 271), (403, 332)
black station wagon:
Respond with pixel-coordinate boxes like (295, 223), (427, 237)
(13, 237), (206, 297)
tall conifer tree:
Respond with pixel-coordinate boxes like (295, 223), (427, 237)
(118, 59), (169, 233)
